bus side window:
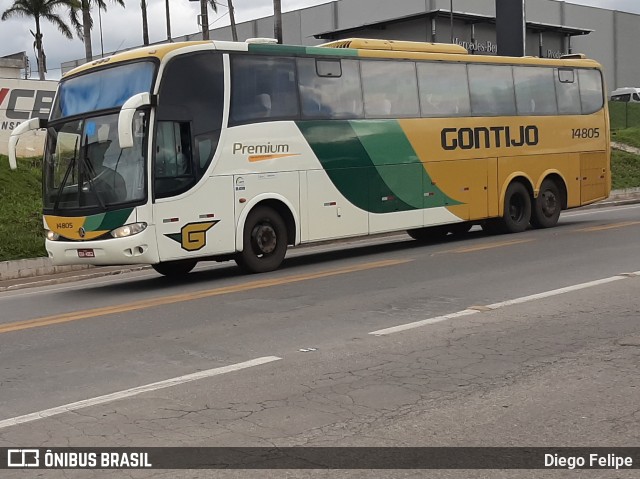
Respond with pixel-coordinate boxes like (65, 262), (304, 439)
(513, 66), (558, 115)
(417, 62), (470, 117)
(230, 55), (299, 124)
(154, 121), (194, 198)
(297, 58), (363, 119)
(578, 69), (604, 114)
(555, 68), (581, 115)
(361, 60), (420, 118)
(468, 64), (516, 116)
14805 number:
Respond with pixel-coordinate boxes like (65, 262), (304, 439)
(572, 128), (600, 139)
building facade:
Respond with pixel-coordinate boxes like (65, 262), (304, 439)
(60, 0), (640, 92)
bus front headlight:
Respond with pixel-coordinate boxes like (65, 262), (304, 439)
(45, 230), (60, 241)
(110, 222), (147, 238)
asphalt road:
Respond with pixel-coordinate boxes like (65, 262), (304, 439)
(0, 204), (639, 478)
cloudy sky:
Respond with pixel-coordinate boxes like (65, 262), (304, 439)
(1, 0), (639, 80)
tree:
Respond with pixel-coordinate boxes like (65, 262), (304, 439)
(2, 0), (81, 80)
(79, 0), (125, 62)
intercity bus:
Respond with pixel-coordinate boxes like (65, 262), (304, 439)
(8, 38), (610, 276)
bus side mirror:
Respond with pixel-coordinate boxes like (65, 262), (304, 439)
(8, 117), (48, 170)
(118, 93), (155, 149)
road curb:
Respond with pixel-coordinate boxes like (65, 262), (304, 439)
(0, 266), (151, 293)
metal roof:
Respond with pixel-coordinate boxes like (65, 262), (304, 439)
(314, 9), (592, 39)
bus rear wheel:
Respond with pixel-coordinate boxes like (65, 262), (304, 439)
(500, 182), (531, 233)
(531, 179), (562, 228)
(152, 259), (197, 277)
(236, 206), (287, 273)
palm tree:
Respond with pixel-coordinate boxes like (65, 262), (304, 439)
(79, 0), (125, 62)
(2, 0), (81, 80)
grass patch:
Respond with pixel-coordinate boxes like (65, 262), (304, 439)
(611, 149), (640, 190)
(611, 127), (640, 150)
(0, 154), (47, 261)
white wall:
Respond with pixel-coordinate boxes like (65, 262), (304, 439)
(0, 78), (57, 157)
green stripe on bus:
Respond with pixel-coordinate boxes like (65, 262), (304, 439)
(83, 213), (106, 231)
(350, 120), (459, 209)
(297, 120), (414, 213)
(297, 120), (460, 213)
(247, 44), (359, 57)
(97, 208), (134, 231)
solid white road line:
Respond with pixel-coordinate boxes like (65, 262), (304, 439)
(0, 356), (281, 430)
(370, 272), (639, 336)
(562, 204), (640, 218)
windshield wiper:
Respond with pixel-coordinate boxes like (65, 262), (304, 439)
(53, 136), (78, 212)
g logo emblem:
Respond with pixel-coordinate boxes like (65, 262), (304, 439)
(165, 221), (219, 252)
(181, 222), (217, 251)
(78, 227), (86, 238)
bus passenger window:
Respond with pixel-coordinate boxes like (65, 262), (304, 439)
(513, 67), (557, 115)
(361, 60), (419, 118)
(230, 56), (299, 124)
(578, 69), (604, 114)
(555, 68), (581, 115)
(468, 64), (516, 116)
(417, 62), (471, 117)
(297, 58), (363, 119)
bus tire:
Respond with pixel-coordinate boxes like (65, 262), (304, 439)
(407, 225), (449, 242)
(236, 206), (287, 273)
(500, 182), (531, 233)
(531, 179), (562, 229)
(152, 259), (197, 277)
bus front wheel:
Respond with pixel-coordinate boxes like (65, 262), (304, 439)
(500, 182), (531, 233)
(531, 179), (562, 229)
(152, 259), (197, 277)
(236, 206), (287, 273)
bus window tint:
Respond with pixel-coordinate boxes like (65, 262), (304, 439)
(230, 56), (299, 123)
(417, 62), (470, 117)
(297, 58), (363, 119)
(578, 69), (604, 114)
(468, 64), (516, 116)
(555, 68), (581, 114)
(513, 67), (557, 115)
(361, 60), (420, 118)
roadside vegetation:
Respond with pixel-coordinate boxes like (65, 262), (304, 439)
(2, 130), (640, 261)
(0, 155), (46, 261)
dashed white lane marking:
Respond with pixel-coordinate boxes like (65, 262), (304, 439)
(0, 356), (281, 430)
(370, 272), (640, 336)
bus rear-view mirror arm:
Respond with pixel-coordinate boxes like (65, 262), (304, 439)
(118, 93), (156, 149)
(8, 117), (48, 170)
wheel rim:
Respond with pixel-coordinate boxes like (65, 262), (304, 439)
(540, 189), (558, 218)
(509, 194), (525, 222)
(251, 223), (277, 256)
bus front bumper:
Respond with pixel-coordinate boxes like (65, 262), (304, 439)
(46, 226), (160, 266)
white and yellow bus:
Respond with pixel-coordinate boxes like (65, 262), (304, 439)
(8, 38), (610, 276)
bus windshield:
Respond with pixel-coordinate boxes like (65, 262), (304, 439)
(52, 61), (156, 120)
(43, 112), (148, 211)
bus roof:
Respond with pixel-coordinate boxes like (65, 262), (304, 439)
(63, 37), (602, 79)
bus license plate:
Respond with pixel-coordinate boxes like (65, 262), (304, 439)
(77, 249), (95, 258)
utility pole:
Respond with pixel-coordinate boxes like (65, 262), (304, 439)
(273, 0), (283, 43)
(165, 0), (172, 41)
(200, 0), (209, 40)
(229, 0), (238, 41)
